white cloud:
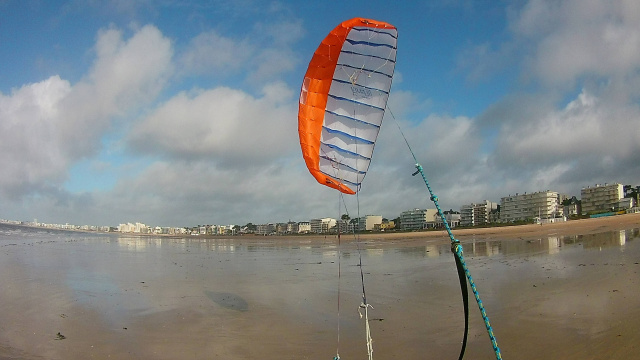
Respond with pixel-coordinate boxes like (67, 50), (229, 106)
(126, 81), (297, 166)
(89, 24), (173, 110)
(513, 0), (640, 86)
(0, 24), (173, 201)
(178, 20), (303, 82)
(487, 86), (640, 194)
(457, 41), (516, 84)
(90, 158), (325, 226)
(250, 48), (298, 82)
(351, 112), (491, 215)
(455, 0), (640, 198)
(0, 18), (311, 226)
(0, 76), (72, 199)
(179, 31), (253, 76)
(253, 19), (305, 46)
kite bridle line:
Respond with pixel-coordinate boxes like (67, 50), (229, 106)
(353, 187), (374, 360)
(321, 149), (344, 360)
(351, 105), (375, 360)
(386, 107), (503, 360)
(332, 189), (375, 360)
(323, 148), (374, 360)
(335, 186), (342, 360)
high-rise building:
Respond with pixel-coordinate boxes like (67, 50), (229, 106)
(310, 218), (336, 233)
(460, 200), (498, 226)
(400, 209), (437, 230)
(500, 191), (565, 222)
(581, 183), (624, 215)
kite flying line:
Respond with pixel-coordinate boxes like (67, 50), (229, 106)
(387, 106), (503, 360)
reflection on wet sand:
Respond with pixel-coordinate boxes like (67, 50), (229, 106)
(463, 228), (638, 257)
(381, 228), (638, 259)
(99, 227), (640, 259)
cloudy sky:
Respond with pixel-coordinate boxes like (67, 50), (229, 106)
(1, 0), (639, 227)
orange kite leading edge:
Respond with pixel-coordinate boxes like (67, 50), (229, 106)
(298, 18), (398, 195)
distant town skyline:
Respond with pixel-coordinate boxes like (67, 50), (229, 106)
(4, 181), (637, 233)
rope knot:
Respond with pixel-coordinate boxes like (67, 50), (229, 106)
(451, 239), (461, 253)
(359, 302), (374, 318)
(358, 302), (375, 360)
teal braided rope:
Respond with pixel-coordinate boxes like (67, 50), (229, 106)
(453, 243), (502, 360)
(413, 165), (456, 243)
(414, 164), (502, 360)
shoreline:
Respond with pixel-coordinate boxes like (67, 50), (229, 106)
(4, 212), (640, 246)
(234, 212), (640, 247)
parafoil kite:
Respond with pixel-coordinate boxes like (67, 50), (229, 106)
(298, 18), (397, 195)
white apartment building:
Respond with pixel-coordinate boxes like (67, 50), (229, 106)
(297, 221), (311, 233)
(581, 183), (624, 215)
(460, 201), (498, 226)
(400, 209), (438, 230)
(500, 191), (566, 222)
(460, 205), (474, 227)
(310, 218), (336, 233)
(118, 222), (149, 233)
(256, 223), (275, 235)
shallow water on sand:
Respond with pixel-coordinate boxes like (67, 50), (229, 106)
(1, 224), (639, 359)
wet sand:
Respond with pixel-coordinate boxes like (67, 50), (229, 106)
(1, 213), (639, 359)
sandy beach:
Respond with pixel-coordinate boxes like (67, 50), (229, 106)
(1, 213), (639, 359)
(256, 212), (640, 246)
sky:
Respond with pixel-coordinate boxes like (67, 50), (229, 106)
(1, 0), (640, 228)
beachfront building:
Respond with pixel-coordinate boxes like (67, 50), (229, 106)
(400, 209), (438, 230)
(353, 215), (383, 231)
(460, 201), (498, 227)
(286, 221), (298, 234)
(581, 183), (624, 215)
(256, 223), (275, 236)
(624, 185), (640, 208)
(118, 223), (132, 233)
(347, 219), (357, 233)
(310, 218), (336, 233)
(218, 225), (237, 235)
(118, 222), (150, 233)
(460, 205), (473, 227)
(488, 207), (500, 223)
(275, 223), (288, 235)
(336, 219), (349, 233)
(435, 210), (461, 228)
(376, 219), (396, 231)
(562, 196), (582, 218)
(500, 191), (567, 223)
(297, 221), (311, 234)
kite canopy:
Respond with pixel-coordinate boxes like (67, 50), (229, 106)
(298, 18), (397, 194)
